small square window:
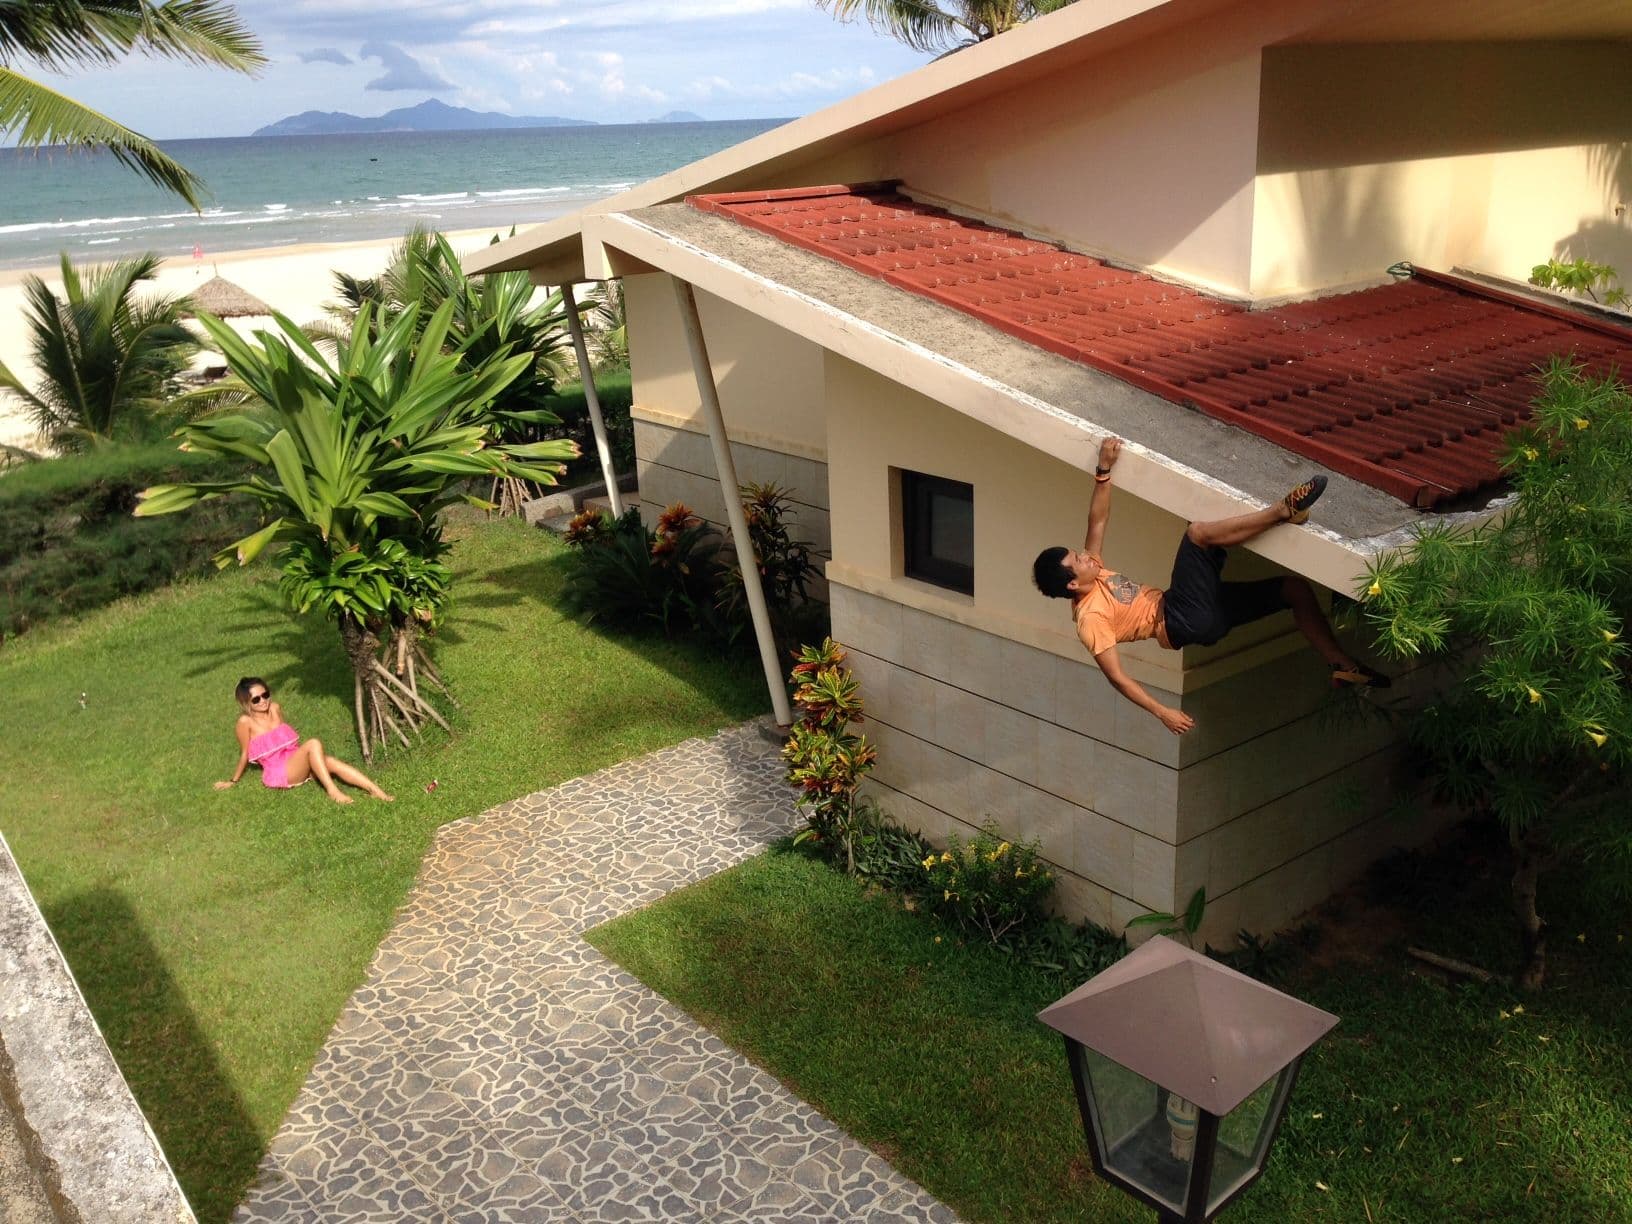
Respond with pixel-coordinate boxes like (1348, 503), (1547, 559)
(901, 470), (973, 595)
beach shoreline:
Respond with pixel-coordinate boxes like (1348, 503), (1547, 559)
(0, 225), (542, 451)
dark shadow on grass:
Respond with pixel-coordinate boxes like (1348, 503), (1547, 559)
(44, 889), (260, 1223)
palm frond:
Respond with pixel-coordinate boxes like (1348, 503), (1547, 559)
(0, 67), (206, 206)
(815, 0), (961, 53)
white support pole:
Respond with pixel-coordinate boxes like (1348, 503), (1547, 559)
(561, 281), (624, 518)
(672, 279), (793, 728)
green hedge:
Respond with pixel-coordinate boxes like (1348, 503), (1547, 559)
(0, 443), (262, 641)
(544, 368), (634, 483)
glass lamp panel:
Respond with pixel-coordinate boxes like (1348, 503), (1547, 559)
(1081, 1048), (1196, 1214)
(1207, 1061), (1299, 1214)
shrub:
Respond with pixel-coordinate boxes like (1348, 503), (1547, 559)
(716, 482), (824, 655)
(561, 485), (822, 649)
(922, 824), (1056, 945)
(783, 637), (878, 874)
(545, 369), (634, 480)
(0, 443), (259, 640)
(560, 504), (724, 635)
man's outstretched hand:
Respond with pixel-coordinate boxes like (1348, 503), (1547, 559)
(1099, 437), (1122, 469)
(1157, 706), (1195, 735)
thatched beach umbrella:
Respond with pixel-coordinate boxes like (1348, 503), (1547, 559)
(184, 275), (273, 319)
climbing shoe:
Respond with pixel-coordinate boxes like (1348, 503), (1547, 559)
(1331, 663), (1392, 689)
(1284, 475), (1328, 524)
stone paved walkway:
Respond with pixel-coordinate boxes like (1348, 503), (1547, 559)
(234, 720), (958, 1222)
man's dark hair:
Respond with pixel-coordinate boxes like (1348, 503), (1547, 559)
(1032, 547), (1073, 599)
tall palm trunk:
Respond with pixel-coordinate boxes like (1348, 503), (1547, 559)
(340, 616), (451, 762)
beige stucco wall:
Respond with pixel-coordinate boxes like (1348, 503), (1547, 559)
(1252, 41), (1632, 298)
(624, 271), (828, 456)
(817, 353), (1445, 941)
(888, 25), (1265, 295)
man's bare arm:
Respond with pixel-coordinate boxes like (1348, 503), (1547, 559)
(1083, 437), (1121, 557)
(1094, 645), (1194, 735)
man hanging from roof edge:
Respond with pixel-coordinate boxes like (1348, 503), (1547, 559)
(1032, 437), (1389, 736)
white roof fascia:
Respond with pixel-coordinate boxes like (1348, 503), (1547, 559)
(465, 0), (1221, 279)
(588, 209), (1381, 596)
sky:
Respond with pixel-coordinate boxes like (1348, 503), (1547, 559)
(48, 0), (936, 138)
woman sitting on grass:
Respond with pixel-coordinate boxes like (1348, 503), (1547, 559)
(214, 677), (393, 804)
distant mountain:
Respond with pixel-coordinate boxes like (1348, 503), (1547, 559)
(644, 111), (704, 124)
(253, 98), (596, 137)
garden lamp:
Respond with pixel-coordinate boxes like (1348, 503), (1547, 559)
(1038, 935), (1338, 1222)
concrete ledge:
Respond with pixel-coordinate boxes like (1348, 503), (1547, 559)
(0, 833), (193, 1223)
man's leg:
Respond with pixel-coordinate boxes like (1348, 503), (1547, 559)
(1281, 577), (1351, 668)
(1187, 476), (1327, 549)
(1186, 505), (1288, 549)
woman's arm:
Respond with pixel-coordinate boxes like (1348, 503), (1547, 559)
(215, 719), (251, 790)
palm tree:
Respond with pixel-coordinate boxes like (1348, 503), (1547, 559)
(0, 252), (197, 451)
(815, 0), (1076, 54)
(1, 0), (264, 208)
(315, 229), (581, 514)
(137, 302), (580, 759)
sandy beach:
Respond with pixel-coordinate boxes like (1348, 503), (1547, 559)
(0, 227), (521, 452)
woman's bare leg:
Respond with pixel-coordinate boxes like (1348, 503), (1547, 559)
(325, 756), (394, 801)
(292, 739), (351, 803)
(1186, 504), (1289, 550)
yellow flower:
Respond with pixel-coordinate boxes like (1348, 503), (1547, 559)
(997, 841), (1011, 856)
(1521, 445), (1539, 461)
(944, 889), (953, 902)
(1512, 1005), (1525, 1015)
(922, 855), (938, 870)
(1588, 729), (1609, 748)
(1605, 629), (1621, 642)
(1574, 417), (1590, 430)
(1367, 580), (1383, 598)
(934, 936), (942, 944)
(940, 851), (953, 864)
(1527, 686), (1542, 704)
(1577, 933), (1587, 943)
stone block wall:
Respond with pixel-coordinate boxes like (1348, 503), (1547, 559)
(0, 833), (194, 1223)
(632, 413), (831, 590)
(833, 581), (1453, 945)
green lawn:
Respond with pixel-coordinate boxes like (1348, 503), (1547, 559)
(588, 833), (1632, 1223)
(0, 517), (767, 1221)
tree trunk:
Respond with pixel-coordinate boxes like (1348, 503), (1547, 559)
(340, 616), (452, 762)
(1510, 828), (1547, 993)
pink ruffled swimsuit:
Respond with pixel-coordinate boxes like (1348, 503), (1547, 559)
(247, 724), (302, 789)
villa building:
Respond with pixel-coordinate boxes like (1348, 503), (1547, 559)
(471, 0), (1632, 943)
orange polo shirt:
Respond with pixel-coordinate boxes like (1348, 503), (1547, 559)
(1072, 567), (1165, 656)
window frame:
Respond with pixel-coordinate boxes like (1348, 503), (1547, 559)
(900, 469), (974, 595)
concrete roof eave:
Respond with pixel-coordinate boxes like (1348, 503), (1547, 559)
(594, 203), (1435, 596)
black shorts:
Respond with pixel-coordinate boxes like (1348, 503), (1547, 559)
(1161, 534), (1288, 649)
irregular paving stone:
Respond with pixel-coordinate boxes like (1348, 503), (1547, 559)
(234, 720), (958, 1222)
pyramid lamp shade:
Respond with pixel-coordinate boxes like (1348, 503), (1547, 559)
(1038, 936), (1338, 1222)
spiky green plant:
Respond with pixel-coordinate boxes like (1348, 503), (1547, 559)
(136, 300), (578, 758)
(0, 253), (197, 451)
(313, 228), (581, 513)
(1362, 360), (1632, 990)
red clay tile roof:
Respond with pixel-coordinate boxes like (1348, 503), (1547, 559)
(689, 184), (1632, 508)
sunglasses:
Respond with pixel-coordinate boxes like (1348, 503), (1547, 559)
(249, 690), (271, 703)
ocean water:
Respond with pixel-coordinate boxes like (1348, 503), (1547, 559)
(0, 119), (786, 270)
